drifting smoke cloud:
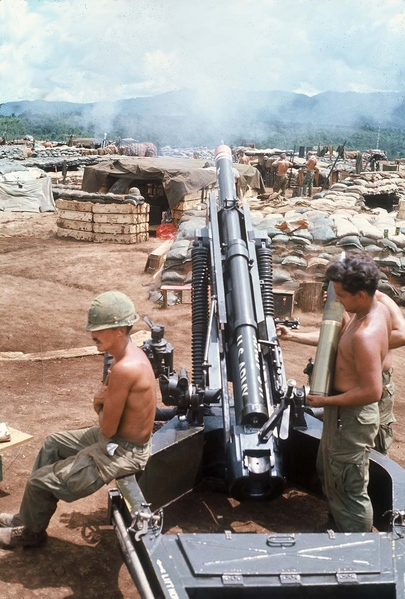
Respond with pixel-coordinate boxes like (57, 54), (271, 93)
(0, 0), (404, 107)
(1, 0), (404, 146)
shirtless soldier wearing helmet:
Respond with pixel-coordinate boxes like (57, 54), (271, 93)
(0, 290), (156, 549)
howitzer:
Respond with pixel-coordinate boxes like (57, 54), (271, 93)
(108, 144), (405, 599)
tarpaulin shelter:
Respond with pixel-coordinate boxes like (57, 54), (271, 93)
(0, 162), (55, 212)
(81, 157), (265, 209)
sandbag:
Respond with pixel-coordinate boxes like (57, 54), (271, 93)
(272, 234), (290, 244)
(333, 216), (359, 238)
(281, 256), (307, 268)
(161, 270), (186, 284)
(336, 236), (363, 249)
(272, 268), (293, 284)
(166, 245), (190, 261)
(310, 226), (336, 244)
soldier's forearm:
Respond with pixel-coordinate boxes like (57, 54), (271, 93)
(284, 331), (319, 346)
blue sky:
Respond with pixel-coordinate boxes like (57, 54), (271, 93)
(0, 0), (404, 103)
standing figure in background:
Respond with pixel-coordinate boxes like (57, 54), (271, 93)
(372, 290), (405, 454)
(272, 152), (293, 198)
(255, 154), (266, 178)
(302, 151), (317, 197)
(238, 150), (250, 164)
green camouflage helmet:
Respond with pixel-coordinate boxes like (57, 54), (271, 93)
(85, 291), (139, 332)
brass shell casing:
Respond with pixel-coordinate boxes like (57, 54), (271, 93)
(309, 282), (344, 396)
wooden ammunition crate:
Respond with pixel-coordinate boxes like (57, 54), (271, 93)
(58, 209), (93, 222)
(93, 232), (149, 244)
(273, 290), (295, 318)
(93, 213), (148, 224)
(57, 218), (93, 232)
(144, 240), (172, 274)
(92, 203), (150, 214)
(55, 198), (93, 212)
(56, 228), (95, 242)
(93, 222), (149, 234)
(160, 285), (192, 308)
(55, 198), (150, 243)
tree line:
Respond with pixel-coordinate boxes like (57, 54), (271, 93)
(1, 114), (405, 159)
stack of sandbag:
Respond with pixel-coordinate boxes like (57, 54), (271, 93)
(119, 142), (158, 157)
(157, 174), (405, 293)
(97, 145), (119, 155)
(161, 212), (206, 285)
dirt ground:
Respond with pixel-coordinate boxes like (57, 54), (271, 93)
(1, 211), (405, 598)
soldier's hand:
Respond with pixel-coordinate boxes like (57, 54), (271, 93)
(306, 393), (327, 408)
(276, 324), (290, 340)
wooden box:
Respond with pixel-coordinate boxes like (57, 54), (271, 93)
(273, 290), (295, 318)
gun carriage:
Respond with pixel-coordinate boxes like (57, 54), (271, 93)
(107, 145), (405, 599)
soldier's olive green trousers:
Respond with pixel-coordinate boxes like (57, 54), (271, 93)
(302, 171), (314, 196)
(317, 403), (379, 533)
(374, 368), (396, 455)
(273, 174), (288, 196)
(19, 426), (151, 533)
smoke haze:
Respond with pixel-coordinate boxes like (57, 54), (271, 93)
(1, 0), (404, 104)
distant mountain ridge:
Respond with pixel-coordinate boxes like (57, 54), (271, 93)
(1, 89), (405, 130)
(1, 89), (405, 150)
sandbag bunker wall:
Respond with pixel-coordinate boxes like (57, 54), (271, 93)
(170, 186), (216, 225)
(55, 199), (150, 244)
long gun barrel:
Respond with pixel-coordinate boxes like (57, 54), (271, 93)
(188, 144), (306, 500)
(215, 145), (268, 425)
(134, 144), (306, 501)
